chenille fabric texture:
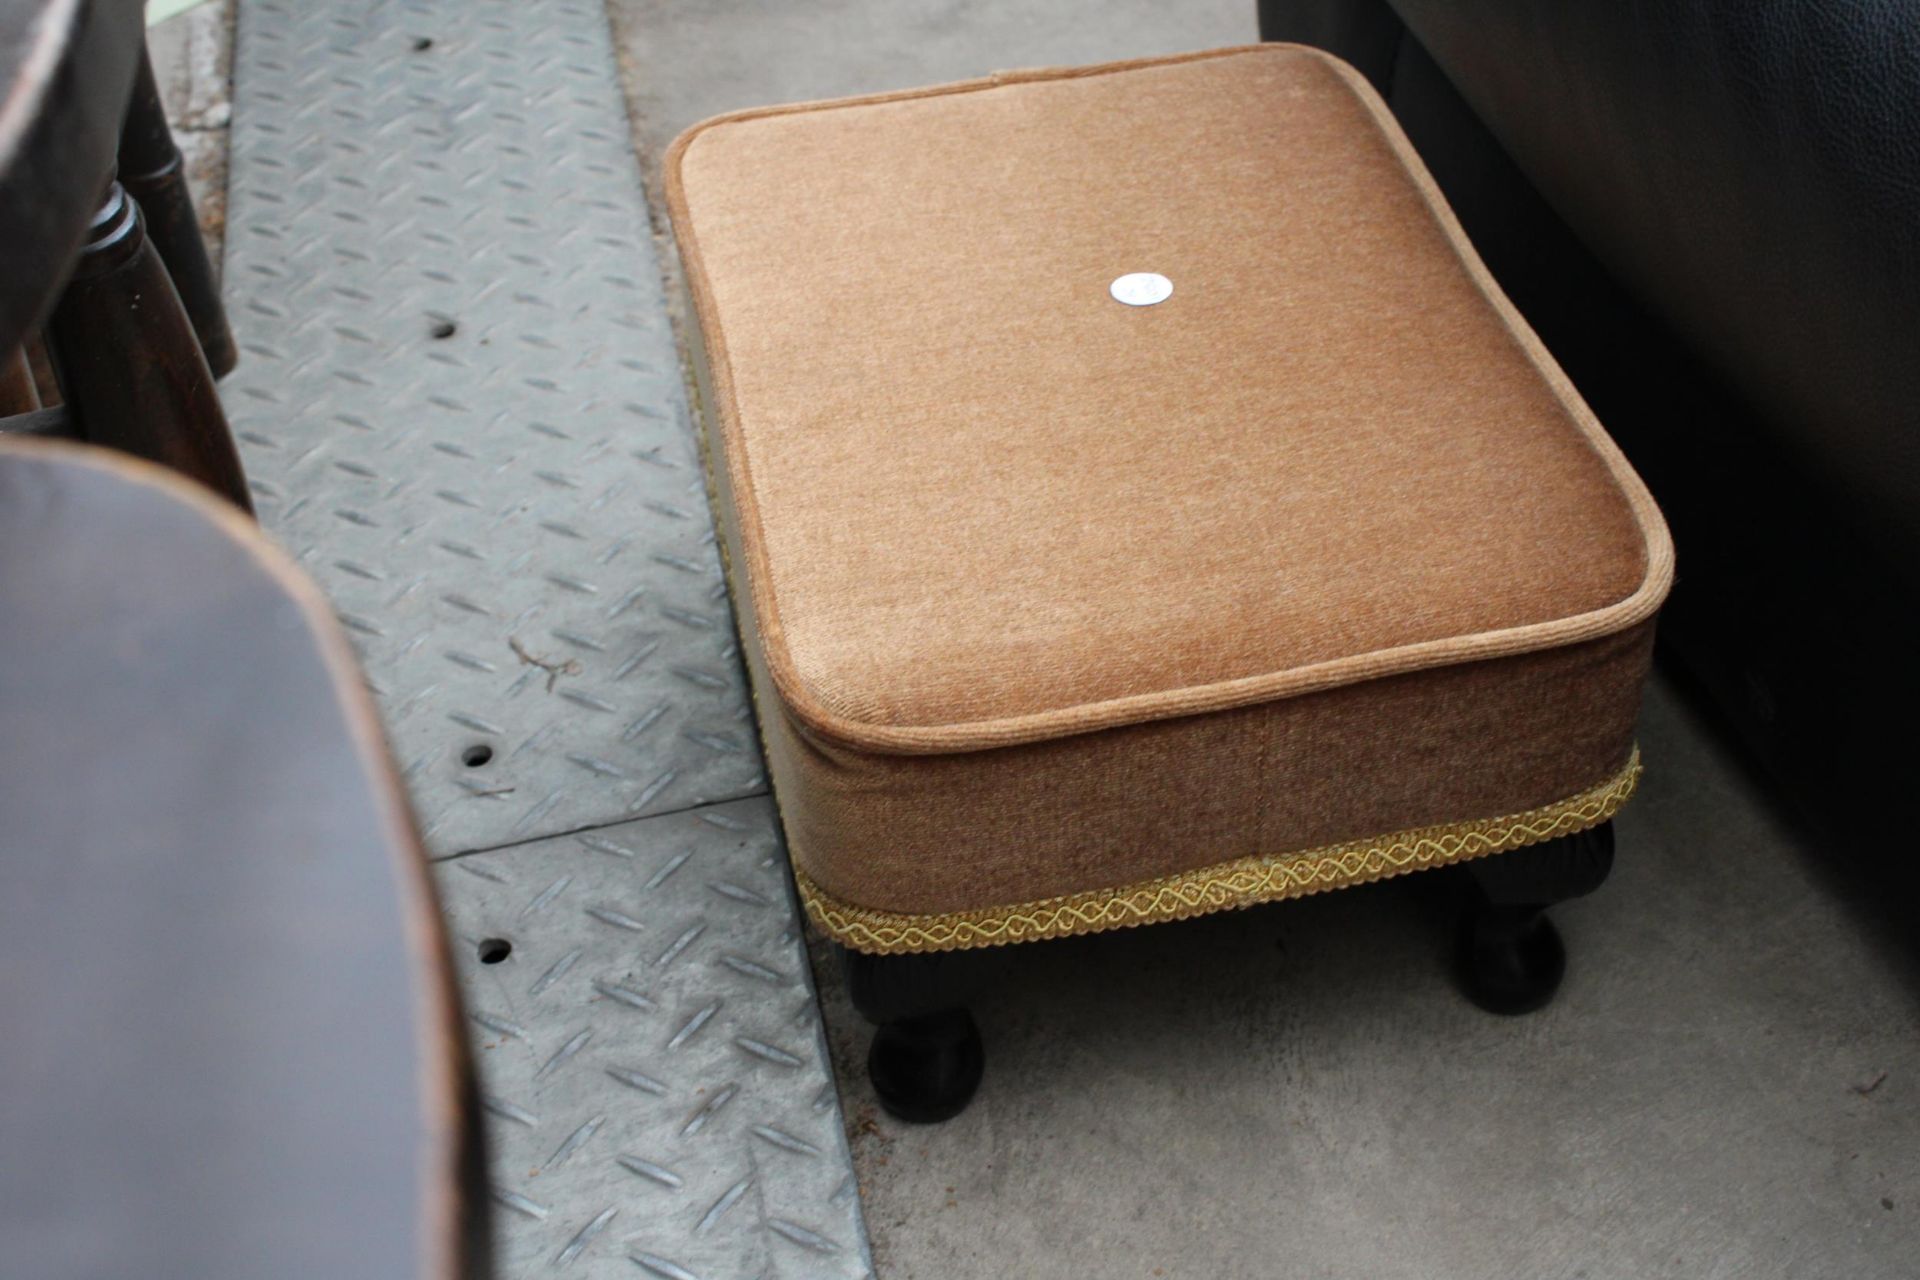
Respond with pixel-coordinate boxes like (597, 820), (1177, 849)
(664, 45), (1674, 953)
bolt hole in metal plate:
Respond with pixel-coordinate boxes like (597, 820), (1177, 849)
(1110, 271), (1173, 306)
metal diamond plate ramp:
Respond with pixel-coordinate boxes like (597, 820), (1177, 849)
(223, 0), (762, 856)
(224, 0), (873, 1273)
(436, 799), (871, 1279)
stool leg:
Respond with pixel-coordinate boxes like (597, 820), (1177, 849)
(837, 945), (1008, 1123)
(119, 42), (236, 378)
(1454, 821), (1614, 1015)
(46, 179), (253, 513)
(24, 335), (60, 406)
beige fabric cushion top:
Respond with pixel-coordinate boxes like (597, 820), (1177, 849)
(665, 46), (1672, 951)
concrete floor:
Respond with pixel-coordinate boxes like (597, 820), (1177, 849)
(146, 0), (233, 265)
(599, 4), (1920, 1277)
(161, 1), (1920, 1273)
(606, 0), (1261, 181)
(816, 677), (1920, 1279)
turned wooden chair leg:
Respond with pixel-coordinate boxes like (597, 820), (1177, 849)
(0, 347), (39, 416)
(118, 41), (235, 378)
(45, 177), (252, 512)
(1455, 821), (1616, 1015)
(24, 335), (61, 406)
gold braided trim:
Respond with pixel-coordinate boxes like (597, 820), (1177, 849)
(798, 749), (1641, 954)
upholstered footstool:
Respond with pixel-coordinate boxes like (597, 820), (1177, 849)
(665, 45), (1672, 1121)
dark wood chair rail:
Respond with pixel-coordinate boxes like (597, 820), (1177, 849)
(0, 0), (144, 348)
(3, 0), (249, 509)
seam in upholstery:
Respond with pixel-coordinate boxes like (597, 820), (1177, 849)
(663, 44), (1676, 756)
(800, 749), (1642, 954)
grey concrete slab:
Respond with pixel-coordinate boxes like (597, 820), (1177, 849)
(147, 0), (233, 131)
(811, 676), (1920, 1279)
(146, 0), (233, 268)
(606, 0), (1259, 182)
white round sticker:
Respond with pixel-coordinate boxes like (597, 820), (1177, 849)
(1110, 272), (1173, 307)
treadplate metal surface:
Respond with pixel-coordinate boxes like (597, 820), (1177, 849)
(436, 800), (870, 1279)
(223, 0), (873, 1274)
(224, 0), (762, 857)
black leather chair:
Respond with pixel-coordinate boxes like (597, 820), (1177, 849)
(1258, 0), (1920, 864)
